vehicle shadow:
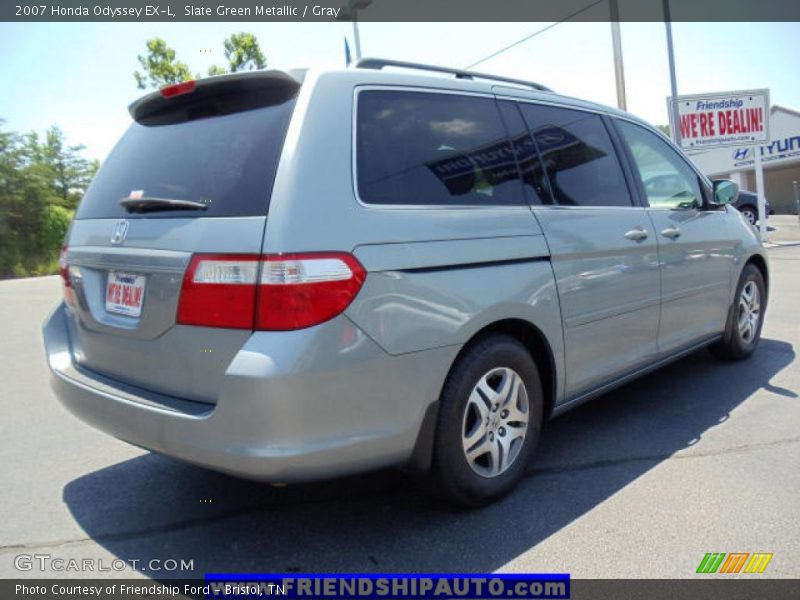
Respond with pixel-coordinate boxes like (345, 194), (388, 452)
(63, 338), (795, 577)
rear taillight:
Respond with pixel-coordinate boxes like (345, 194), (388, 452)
(176, 253), (365, 331)
(59, 246), (75, 305)
(177, 255), (260, 329)
(256, 253), (366, 331)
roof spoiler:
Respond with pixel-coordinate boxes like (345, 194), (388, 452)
(128, 70), (303, 124)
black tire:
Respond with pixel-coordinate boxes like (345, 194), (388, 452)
(710, 263), (766, 360)
(430, 334), (543, 507)
(739, 206), (758, 226)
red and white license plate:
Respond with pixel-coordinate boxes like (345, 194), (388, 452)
(105, 271), (146, 317)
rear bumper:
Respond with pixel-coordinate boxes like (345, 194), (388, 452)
(44, 303), (456, 482)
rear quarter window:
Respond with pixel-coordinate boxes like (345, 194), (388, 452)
(356, 90), (526, 206)
(76, 98), (296, 219)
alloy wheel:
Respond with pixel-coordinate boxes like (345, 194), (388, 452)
(461, 367), (529, 478)
(737, 280), (761, 343)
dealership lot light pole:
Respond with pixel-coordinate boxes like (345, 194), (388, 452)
(609, 0), (627, 111)
(663, 0), (681, 146)
(340, 0), (371, 60)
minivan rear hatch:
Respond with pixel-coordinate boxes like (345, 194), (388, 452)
(62, 71), (300, 404)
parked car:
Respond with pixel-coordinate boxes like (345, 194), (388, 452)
(44, 60), (769, 506)
(732, 189), (773, 225)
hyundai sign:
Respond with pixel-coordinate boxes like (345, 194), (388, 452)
(668, 89), (770, 150)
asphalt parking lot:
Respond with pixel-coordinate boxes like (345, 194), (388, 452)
(1, 236), (798, 580)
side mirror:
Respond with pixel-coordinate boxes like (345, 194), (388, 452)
(712, 179), (739, 206)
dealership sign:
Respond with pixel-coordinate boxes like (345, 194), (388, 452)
(668, 89), (770, 150)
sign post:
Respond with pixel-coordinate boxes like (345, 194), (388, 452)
(754, 146), (767, 242)
(668, 89), (770, 242)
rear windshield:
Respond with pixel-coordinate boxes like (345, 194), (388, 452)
(76, 98), (296, 219)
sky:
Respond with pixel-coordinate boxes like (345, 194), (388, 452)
(0, 20), (798, 160)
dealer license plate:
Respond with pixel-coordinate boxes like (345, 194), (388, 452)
(105, 271), (146, 317)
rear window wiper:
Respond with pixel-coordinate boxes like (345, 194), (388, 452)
(120, 196), (209, 213)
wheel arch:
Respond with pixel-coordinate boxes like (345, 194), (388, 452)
(407, 318), (558, 472)
(459, 320), (557, 421)
(746, 253), (769, 296)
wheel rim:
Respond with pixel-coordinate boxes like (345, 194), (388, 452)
(737, 280), (761, 344)
(743, 209), (756, 225)
(461, 367), (529, 478)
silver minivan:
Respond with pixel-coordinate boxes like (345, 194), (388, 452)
(44, 60), (768, 506)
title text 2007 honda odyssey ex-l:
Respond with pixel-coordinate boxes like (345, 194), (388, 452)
(44, 59), (768, 506)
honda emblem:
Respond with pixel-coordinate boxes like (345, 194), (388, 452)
(111, 219), (129, 245)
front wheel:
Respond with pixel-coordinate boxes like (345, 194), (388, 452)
(430, 335), (543, 507)
(710, 263), (766, 360)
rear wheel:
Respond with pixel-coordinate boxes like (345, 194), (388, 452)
(430, 335), (543, 507)
(710, 263), (766, 360)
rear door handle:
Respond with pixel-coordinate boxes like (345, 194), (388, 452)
(661, 227), (681, 239)
(625, 228), (649, 242)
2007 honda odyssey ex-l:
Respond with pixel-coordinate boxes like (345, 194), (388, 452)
(44, 59), (768, 506)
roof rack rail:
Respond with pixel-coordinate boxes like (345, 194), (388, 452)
(352, 58), (553, 93)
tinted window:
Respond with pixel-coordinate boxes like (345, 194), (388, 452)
(76, 98), (296, 219)
(496, 100), (551, 205)
(616, 120), (702, 210)
(518, 104), (632, 207)
(356, 91), (525, 206)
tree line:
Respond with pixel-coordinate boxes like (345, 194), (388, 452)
(0, 123), (97, 278)
(0, 33), (267, 279)
(134, 33), (266, 88)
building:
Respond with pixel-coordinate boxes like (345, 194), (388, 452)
(687, 105), (800, 214)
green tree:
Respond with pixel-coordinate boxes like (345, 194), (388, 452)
(657, 124), (671, 137)
(206, 64), (228, 77)
(40, 126), (95, 209)
(0, 124), (24, 275)
(136, 34), (268, 84)
(40, 204), (73, 258)
(0, 123), (59, 276)
(223, 32), (267, 72)
(208, 32), (267, 77)
(134, 38), (193, 90)
(0, 121), (94, 278)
